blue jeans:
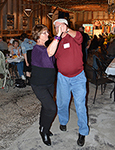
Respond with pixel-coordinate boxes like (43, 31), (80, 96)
(56, 71), (89, 135)
(12, 61), (24, 77)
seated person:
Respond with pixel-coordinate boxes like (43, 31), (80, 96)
(11, 40), (26, 80)
(88, 35), (99, 52)
(8, 38), (14, 52)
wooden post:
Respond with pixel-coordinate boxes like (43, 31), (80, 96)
(41, 4), (42, 24)
(16, 0), (19, 31)
(0, 0), (8, 11)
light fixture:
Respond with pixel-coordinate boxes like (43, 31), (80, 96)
(47, 12), (54, 20)
(25, 8), (32, 11)
(48, 13), (53, 15)
(24, 8), (33, 17)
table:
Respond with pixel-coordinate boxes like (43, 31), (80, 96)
(105, 58), (115, 102)
(7, 56), (24, 63)
(7, 56), (24, 79)
(105, 58), (115, 75)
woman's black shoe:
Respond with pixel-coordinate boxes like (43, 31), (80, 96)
(40, 132), (51, 146)
(39, 127), (51, 146)
(39, 126), (53, 136)
(48, 131), (53, 136)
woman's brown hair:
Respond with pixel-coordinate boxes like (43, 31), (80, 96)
(32, 24), (48, 40)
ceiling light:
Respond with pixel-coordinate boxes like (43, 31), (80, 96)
(25, 8), (31, 11)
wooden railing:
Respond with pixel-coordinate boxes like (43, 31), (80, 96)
(0, 29), (32, 37)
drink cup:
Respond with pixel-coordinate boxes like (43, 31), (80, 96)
(10, 54), (12, 58)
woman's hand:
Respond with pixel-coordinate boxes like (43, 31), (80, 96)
(57, 25), (62, 37)
(61, 23), (67, 33)
(18, 53), (20, 57)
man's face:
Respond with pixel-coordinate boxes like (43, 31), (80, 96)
(55, 22), (62, 33)
(79, 27), (83, 32)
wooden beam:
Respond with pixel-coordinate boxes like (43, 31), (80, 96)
(0, 0), (8, 11)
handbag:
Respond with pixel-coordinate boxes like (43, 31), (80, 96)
(15, 79), (26, 88)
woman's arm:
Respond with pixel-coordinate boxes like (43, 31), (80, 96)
(47, 39), (60, 57)
(47, 25), (63, 57)
(11, 48), (14, 55)
(17, 47), (20, 56)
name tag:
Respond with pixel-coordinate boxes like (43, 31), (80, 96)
(63, 43), (70, 49)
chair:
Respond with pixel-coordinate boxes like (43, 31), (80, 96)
(97, 52), (113, 70)
(1, 50), (10, 56)
(85, 64), (114, 104)
(0, 51), (13, 91)
(96, 58), (115, 101)
(95, 56), (106, 74)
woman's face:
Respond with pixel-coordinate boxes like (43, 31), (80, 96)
(39, 29), (49, 43)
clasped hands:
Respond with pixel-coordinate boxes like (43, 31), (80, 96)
(57, 24), (68, 37)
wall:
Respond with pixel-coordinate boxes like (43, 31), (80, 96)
(74, 10), (115, 30)
(0, 0), (51, 37)
(0, 1), (115, 37)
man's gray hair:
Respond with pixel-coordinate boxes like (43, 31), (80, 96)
(53, 18), (68, 26)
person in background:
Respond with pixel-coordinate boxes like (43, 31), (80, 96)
(107, 37), (115, 58)
(98, 34), (104, 49)
(8, 38), (14, 52)
(88, 35), (99, 52)
(31, 24), (63, 146)
(0, 36), (8, 51)
(53, 19), (89, 147)
(11, 40), (26, 80)
(20, 33), (36, 85)
(79, 26), (91, 64)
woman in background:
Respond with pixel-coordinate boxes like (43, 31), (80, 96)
(21, 33), (36, 85)
(11, 39), (26, 80)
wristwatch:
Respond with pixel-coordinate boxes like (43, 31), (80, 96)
(66, 28), (69, 33)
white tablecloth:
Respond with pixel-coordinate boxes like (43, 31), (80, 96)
(105, 58), (115, 75)
(7, 56), (24, 63)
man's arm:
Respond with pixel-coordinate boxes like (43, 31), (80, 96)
(66, 28), (76, 38)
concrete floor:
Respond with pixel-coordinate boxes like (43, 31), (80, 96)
(0, 80), (115, 150)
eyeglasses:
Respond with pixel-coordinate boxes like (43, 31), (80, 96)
(41, 31), (49, 34)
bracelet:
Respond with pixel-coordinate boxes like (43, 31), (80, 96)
(54, 36), (61, 40)
(54, 38), (59, 42)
